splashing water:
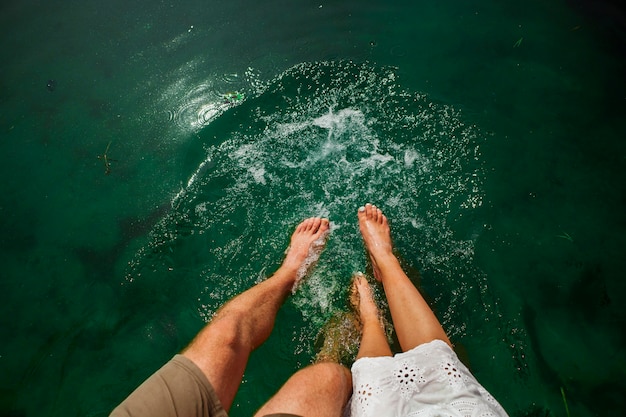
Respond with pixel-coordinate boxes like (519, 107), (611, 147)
(124, 61), (495, 357)
(291, 228), (331, 294)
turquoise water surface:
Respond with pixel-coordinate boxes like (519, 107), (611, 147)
(1, 0), (624, 416)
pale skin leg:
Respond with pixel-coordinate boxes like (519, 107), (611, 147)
(183, 217), (351, 416)
(357, 203), (452, 351)
(351, 273), (392, 359)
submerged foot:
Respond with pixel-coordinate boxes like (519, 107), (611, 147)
(314, 311), (361, 365)
(357, 203), (394, 281)
(350, 273), (381, 326)
(283, 217), (330, 290)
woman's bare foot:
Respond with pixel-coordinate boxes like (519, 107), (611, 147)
(282, 217), (330, 290)
(350, 273), (381, 326)
(357, 204), (395, 281)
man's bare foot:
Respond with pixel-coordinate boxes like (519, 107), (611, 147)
(357, 203), (395, 281)
(350, 273), (380, 325)
(314, 311), (361, 365)
(282, 217), (330, 290)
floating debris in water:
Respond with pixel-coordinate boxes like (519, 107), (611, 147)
(556, 231), (573, 242)
(97, 141), (117, 175)
(560, 386), (571, 417)
(223, 91), (245, 104)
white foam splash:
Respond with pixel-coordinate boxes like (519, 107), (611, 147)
(290, 230), (330, 294)
(128, 62), (487, 352)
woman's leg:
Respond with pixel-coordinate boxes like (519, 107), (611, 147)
(357, 203), (452, 352)
(351, 273), (392, 359)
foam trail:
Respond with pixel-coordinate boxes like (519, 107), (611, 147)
(171, 156), (214, 208)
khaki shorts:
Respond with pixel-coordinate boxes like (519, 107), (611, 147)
(110, 355), (228, 417)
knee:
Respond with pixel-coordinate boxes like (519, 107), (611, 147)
(308, 362), (351, 381)
(298, 362), (353, 398)
(254, 362), (352, 417)
(207, 312), (251, 351)
(184, 311), (251, 360)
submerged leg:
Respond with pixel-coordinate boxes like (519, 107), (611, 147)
(357, 203), (451, 352)
(351, 273), (392, 359)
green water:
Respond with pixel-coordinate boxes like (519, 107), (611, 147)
(1, 0), (624, 416)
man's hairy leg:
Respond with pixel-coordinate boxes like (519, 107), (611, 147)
(183, 218), (330, 411)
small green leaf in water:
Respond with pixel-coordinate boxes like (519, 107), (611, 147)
(556, 232), (573, 242)
(561, 386), (571, 417)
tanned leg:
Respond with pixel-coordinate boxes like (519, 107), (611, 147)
(351, 273), (392, 359)
(357, 203), (451, 351)
(183, 217), (330, 411)
(253, 362), (352, 417)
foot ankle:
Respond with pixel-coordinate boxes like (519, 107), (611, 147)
(281, 217), (330, 289)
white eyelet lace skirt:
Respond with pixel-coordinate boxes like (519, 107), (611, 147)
(347, 340), (509, 417)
